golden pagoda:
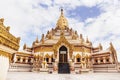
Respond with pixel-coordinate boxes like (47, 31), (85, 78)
(9, 9), (119, 73)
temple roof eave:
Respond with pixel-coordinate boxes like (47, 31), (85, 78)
(92, 49), (111, 55)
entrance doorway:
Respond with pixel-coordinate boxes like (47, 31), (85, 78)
(58, 46), (70, 73)
(59, 46), (67, 63)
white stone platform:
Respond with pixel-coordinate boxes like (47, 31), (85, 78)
(7, 72), (120, 80)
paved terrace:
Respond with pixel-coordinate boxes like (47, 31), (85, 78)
(7, 72), (120, 80)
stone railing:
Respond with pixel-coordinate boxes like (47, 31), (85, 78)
(9, 63), (32, 72)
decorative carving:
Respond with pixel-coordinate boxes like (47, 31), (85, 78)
(0, 19), (20, 50)
(109, 42), (118, 64)
(75, 31), (77, 35)
(75, 54), (81, 58)
(0, 18), (4, 25)
(35, 36), (39, 43)
(40, 34), (44, 44)
(0, 36), (19, 50)
(0, 50), (12, 61)
(41, 60), (48, 69)
(45, 53), (51, 58)
(99, 43), (103, 50)
(17, 37), (20, 44)
(23, 43), (27, 50)
(80, 34), (83, 39)
(53, 32), (74, 59)
(6, 26), (10, 32)
(72, 34), (77, 40)
(86, 37), (89, 43)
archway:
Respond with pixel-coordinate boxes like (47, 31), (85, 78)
(59, 46), (68, 63)
(58, 46), (70, 73)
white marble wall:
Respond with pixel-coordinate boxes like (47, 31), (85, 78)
(0, 56), (9, 80)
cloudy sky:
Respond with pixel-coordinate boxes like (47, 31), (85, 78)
(0, 0), (120, 60)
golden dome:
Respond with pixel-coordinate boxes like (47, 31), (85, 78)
(56, 9), (68, 30)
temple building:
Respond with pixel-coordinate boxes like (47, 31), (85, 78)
(0, 18), (20, 80)
(9, 9), (120, 73)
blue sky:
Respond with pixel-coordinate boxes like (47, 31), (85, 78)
(0, 0), (120, 61)
(67, 6), (101, 22)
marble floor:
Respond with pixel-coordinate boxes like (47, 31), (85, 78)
(7, 72), (120, 80)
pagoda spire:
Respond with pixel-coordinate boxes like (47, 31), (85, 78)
(23, 43), (27, 50)
(40, 34), (44, 44)
(86, 36), (89, 43)
(35, 36), (39, 43)
(99, 43), (103, 50)
(109, 42), (115, 51)
(80, 34), (83, 39)
(0, 18), (4, 26)
(56, 8), (68, 30)
(61, 8), (64, 16)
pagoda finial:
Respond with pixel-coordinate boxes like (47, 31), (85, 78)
(109, 42), (115, 51)
(6, 26), (10, 32)
(61, 8), (63, 15)
(40, 34), (44, 44)
(56, 8), (68, 30)
(99, 43), (103, 50)
(80, 34), (84, 43)
(86, 36), (89, 43)
(110, 42), (113, 47)
(80, 34), (83, 39)
(0, 18), (4, 25)
(23, 43), (27, 50)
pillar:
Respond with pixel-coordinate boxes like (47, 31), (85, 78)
(68, 50), (70, 61)
(0, 56), (9, 80)
(31, 58), (33, 63)
(92, 58), (95, 64)
(13, 54), (17, 63)
(87, 58), (90, 68)
(57, 51), (59, 62)
(75, 57), (77, 63)
(49, 58), (51, 63)
(98, 58), (100, 64)
(20, 57), (23, 63)
(103, 57), (106, 63)
(25, 57), (28, 63)
(110, 55), (113, 63)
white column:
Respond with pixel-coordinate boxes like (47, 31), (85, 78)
(25, 57), (28, 63)
(0, 56), (9, 80)
(57, 51), (59, 62)
(75, 57), (77, 63)
(98, 58), (100, 64)
(110, 55), (113, 63)
(20, 57), (23, 63)
(49, 58), (51, 63)
(14, 57), (17, 63)
(103, 57), (106, 63)
(68, 50), (70, 61)
(13, 54), (17, 63)
(88, 58), (90, 68)
(92, 59), (95, 64)
(31, 58), (33, 63)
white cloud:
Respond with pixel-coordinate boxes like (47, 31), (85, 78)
(0, 0), (60, 47)
(81, 0), (120, 61)
(0, 0), (120, 60)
